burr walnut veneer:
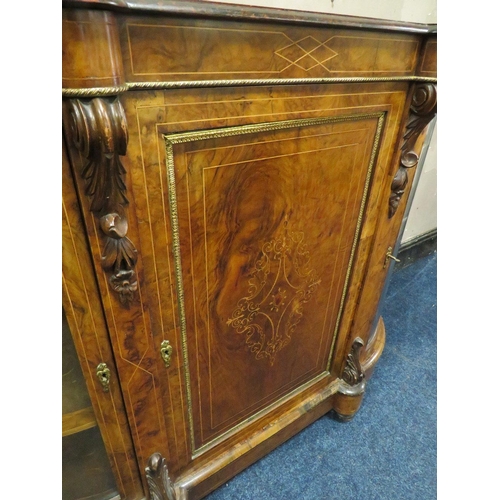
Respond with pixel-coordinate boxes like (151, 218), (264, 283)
(62, 2), (437, 499)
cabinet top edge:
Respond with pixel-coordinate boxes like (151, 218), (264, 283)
(62, 0), (437, 35)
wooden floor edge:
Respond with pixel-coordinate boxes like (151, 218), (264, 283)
(360, 316), (386, 380)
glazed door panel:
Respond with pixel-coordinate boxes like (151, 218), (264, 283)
(167, 115), (384, 452)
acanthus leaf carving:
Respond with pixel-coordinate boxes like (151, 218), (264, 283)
(342, 337), (365, 386)
(66, 97), (138, 306)
(145, 453), (176, 500)
(389, 83), (437, 218)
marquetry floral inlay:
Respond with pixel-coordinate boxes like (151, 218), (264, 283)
(226, 218), (321, 365)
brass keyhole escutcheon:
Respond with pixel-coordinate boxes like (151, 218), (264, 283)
(160, 340), (173, 368)
(96, 362), (111, 392)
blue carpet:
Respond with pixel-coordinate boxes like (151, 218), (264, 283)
(206, 252), (437, 500)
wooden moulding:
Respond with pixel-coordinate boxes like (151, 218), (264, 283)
(417, 35), (437, 77)
(62, 0), (436, 34)
(64, 97), (139, 307)
(62, 8), (125, 89)
(360, 316), (386, 380)
(62, 1), (436, 97)
(331, 337), (367, 422)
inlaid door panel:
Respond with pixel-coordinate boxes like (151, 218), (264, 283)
(166, 113), (384, 453)
(118, 83), (407, 470)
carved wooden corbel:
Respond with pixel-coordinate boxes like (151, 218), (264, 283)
(66, 97), (138, 306)
(341, 337), (365, 386)
(389, 83), (437, 218)
(145, 453), (176, 500)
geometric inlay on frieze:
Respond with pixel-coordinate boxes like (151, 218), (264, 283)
(226, 216), (321, 365)
(275, 36), (339, 72)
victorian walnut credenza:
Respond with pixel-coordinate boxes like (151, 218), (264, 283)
(61, 2), (437, 498)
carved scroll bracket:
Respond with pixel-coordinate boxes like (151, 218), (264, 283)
(338, 337), (366, 395)
(66, 97), (138, 306)
(389, 83), (437, 218)
(145, 453), (176, 500)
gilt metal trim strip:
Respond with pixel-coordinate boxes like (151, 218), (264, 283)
(326, 114), (385, 369)
(163, 111), (385, 456)
(62, 76), (437, 97)
(62, 84), (130, 97)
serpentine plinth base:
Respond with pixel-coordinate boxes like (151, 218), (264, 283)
(361, 316), (386, 380)
(331, 380), (366, 421)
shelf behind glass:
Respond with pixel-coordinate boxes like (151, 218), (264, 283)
(62, 309), (120, 499)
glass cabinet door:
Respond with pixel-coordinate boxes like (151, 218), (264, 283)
(62, 309), (120, 500)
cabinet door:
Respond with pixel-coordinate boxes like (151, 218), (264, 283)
(105, 82), (409, 474)
(167, 113), (384, 452)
